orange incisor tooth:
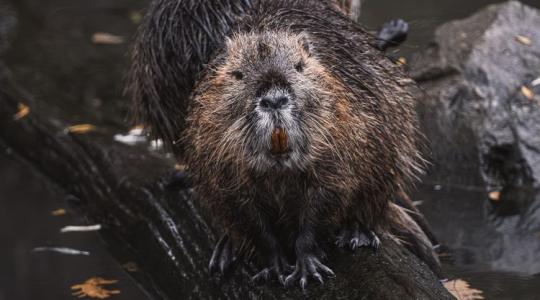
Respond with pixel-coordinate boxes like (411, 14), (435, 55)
(271, 128), (288, 154)
(279, 128), (288, 152)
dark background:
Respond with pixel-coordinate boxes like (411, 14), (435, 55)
(1, 0), (540, 299)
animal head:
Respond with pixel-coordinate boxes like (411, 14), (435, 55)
(188, 31), (353, 178)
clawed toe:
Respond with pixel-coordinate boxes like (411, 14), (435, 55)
(284, 255), (335, 289)
(251, 253), (291, 285)
(209, 234), (237, 276)
(336, 225), (381, 252)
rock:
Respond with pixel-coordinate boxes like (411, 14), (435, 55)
(411, 1), (540, 193)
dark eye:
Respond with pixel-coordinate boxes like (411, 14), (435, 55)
(231, 70), (243, 80)
(295, 61), (305, 72)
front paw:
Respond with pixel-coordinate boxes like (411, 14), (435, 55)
(284, 254), (335, 289)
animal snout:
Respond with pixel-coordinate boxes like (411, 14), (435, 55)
(259, 95), (289, 110)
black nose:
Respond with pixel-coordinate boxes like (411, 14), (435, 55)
(259, 95), (289, 110)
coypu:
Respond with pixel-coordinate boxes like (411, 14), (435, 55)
(129, 0), (441, 288)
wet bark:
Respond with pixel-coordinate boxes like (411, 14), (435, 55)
(0, 65), (453, 299)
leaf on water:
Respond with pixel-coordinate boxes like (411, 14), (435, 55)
(61, 224), (102, 233)
(65, 124), (97, 134)
(71, 277), (121, 299)
(516, 35), (532, 45)
(488, 191), (501, 202)
(114, 125), (147, 146)
(92, 32), (125, 45)
(129, 124), (145, 135)
(444, 279), (484, 300)
(122, 262), (138, 273)
(397, 57), (407, 66)
(129, 11), (143, 24)
(521, 86), (535, 100)
(174, 164), (187, 171)
(51, 208), (66, 216)
(13, 103), (30, 120)
(32, 247), (90, 256)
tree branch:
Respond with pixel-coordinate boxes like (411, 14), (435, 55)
(0, 65), (453, 299)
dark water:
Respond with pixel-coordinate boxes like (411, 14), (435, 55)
(1, 0), (540, 299)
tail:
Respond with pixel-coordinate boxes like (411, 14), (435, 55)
(394, 190), (440, 249)
(387, 202), (444, 279)
(127, 0), (253, 157)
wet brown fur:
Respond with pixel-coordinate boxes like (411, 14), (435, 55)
(129, 0), (440, 277)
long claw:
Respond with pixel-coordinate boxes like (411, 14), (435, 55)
(314, 259), (335, 277)
(313, 273), (324, 284)
(251, 268), (271, 283)
(299, 277), (308, 290)
(278, 274), (286, 286)
(284, 269), (299, 288)
(219, 238), (232, 274)
(350, 238), (359, 250)
(209, 235), (228, 274)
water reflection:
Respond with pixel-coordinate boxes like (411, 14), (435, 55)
(415, 183), (540, 298)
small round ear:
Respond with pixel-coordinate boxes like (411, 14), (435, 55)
(224, 36), (234, 49)
(298, 33), (312, 56)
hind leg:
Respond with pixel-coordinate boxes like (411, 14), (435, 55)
(336, 221), (380, 251)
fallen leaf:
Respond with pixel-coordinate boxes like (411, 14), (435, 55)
(130, 124), (145, 134)
(397, 57), (407, 66)
(113, 125), (147, 146)
(13, 103), (30, 120)
(61, 224), (102, 233)
(123, 262), (138, 273)
(521, 86), (535, 100)
(444, 279), (484, 300)
(51, 208), (66, 216)
(71, 277), (120, 299)
(174, 164), (187, 171)
(438, 251), (452, 258)
(32, 247), (90, 256)
(92, 32), (125, 45)
(516, 35), (532, 45)
(489, 191), (501, 202)
(129, 11), (143, 24)
(149, 139), (164, 151)
(66, 124), (97, 134)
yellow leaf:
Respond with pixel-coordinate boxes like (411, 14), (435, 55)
(129, 11), (143, 24)
(174, 164), (187, 171)
(521, 86), (535, 100)
(397, 57), (407, 66)
(516, 35), (532, 45)
(444, 279), (484, 300)
(51, 208), (66, 216)
(13, 103), (30, 120)
(92, 32), (124, 45)
(488, 191), (501, 202)
(66, 124), (97, 134)
(71, 277), (120, 299)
